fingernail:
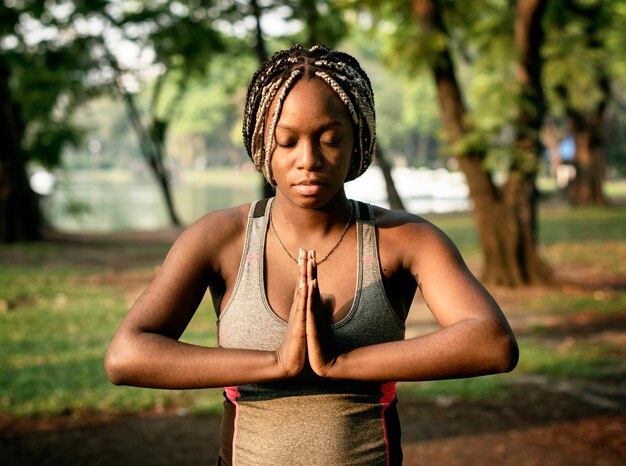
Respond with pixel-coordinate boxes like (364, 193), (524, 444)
(299, 248), (304, 265)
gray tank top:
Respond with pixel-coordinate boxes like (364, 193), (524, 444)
(217, 197), (406, 466)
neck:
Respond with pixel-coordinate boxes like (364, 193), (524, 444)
(271, 192), (352, 234)
(269, 193), (354, 264)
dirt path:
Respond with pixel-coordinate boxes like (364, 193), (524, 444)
(2, 383), (625, 465)
(2, 230), (625, 465)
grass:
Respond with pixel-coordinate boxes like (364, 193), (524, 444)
(399, 375), (512, 401)
(398, 200), (626, 402)
(1, 200), (625, 418)
(515, 339), (621, 378)
(0, 264), (223, 418)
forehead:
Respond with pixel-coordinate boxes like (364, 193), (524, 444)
(273, 77), (352, 128)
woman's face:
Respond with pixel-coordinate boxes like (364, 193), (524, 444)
(268, 78), (355, 208)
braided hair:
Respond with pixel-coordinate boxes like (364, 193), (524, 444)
(242, 44), (376, 185)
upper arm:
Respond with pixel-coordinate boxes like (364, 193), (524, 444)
(117, 207), (245, 340)
(403, 221), (504, 328)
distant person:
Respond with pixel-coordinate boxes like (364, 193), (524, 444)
(105, 44), (518, 465)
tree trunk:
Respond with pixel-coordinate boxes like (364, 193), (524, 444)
(561, 0), (608, 206)
(117, 85), (181, 226)
(375, 144), (406, 211)
(106, 49), (182, 227)
(540, 120), (562, 178)
(509, 0), (551, 283)
(0, 56), (42, 243)
(412, 0), (552, 286)
(569, 115), (607, 205)
(249, 0), (274, 199)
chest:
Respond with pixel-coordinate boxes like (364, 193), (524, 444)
(265, 235), (359, 323)
(219, 226), (415, 324)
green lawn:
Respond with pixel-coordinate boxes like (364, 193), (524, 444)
(1, 201), (625, 418)
(0, 263), (223, 418)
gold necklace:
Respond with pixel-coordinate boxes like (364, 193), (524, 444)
(269, 202), (354, 265)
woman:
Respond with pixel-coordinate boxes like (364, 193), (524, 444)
(105, 45), (518, 465)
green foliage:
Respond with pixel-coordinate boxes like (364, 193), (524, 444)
(338, 24), (442, 164)
(543, 0), (608, 115)
(357, 0), (626, 178)
(280, 0), (349, 48)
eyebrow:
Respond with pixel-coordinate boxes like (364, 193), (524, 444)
(276, 120), (346, 131)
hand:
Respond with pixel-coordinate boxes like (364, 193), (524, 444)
(274, 249), (308, 377)
(305, 250), (338, 377)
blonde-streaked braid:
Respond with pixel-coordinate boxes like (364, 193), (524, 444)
(242, 44), (376, 185)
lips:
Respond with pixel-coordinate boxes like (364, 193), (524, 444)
(293, 179), (325, 195)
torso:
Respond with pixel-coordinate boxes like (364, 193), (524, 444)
(210, 202), (417, 322)
(215, 198), (407, 465)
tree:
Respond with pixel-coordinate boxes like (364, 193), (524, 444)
(0, 55), (41, 242)
(0, 2), (99, 242)
(543, 0), (616, 205)
(98, 1), (226, 226)
(1, 1), (227, 231)
(363, 0), (552, 286)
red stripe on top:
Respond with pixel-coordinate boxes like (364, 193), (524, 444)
(224, 386), (241, 465)
(379, 381), (397, 466)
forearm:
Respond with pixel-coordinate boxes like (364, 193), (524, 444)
(328, 319), (518, 382)
(105, 331), (284, 389)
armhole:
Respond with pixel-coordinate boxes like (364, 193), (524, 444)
(217, 201), (260, 325)
(365, 202), (407, 328)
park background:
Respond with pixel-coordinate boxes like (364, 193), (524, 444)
(1, 1), (625, 464)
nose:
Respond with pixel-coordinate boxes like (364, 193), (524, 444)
(296, 140), (323, 171)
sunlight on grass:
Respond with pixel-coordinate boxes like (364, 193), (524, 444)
(399, 374), (511, 401)
(1, 202), (625, 418)
(516, 340), (621, 378)
(0, 265), (221, 418)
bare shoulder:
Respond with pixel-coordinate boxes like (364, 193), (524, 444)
(166, 203), (251, 272)
(191, 203), (250, 241)
(371, 204), (464, 274)
(372, 205), (454, 247)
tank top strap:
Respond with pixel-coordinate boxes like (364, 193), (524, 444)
(245, 197), (272, 258)
(218, 198), (273, 328)
(353, 200), (380, 289)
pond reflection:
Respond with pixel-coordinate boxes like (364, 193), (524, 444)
(44, 167), (470, 233)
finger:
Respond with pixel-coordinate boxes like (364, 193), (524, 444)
(307, 249), (317, 285)
(306, 278), (318, 335)
(307, 278), (317, 307)
(293, 248), (306, 299)
(289, 249), (307, 323)
(308, 250), (323, 307)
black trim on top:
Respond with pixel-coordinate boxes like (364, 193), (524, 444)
(356, 200), (371, 221)
(253, 198), (270, 218)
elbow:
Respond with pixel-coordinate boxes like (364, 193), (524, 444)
(104, 343), (134, 386)
(493, 330), (519, 374)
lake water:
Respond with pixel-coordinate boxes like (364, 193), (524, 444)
(43, 167), (470, 233)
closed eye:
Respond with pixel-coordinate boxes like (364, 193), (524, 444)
(276, 139), (297, 148)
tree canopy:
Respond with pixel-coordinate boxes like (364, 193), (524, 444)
(2, 0), (626, 288)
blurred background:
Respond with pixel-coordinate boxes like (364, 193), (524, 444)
(1, 1), (625, 465)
